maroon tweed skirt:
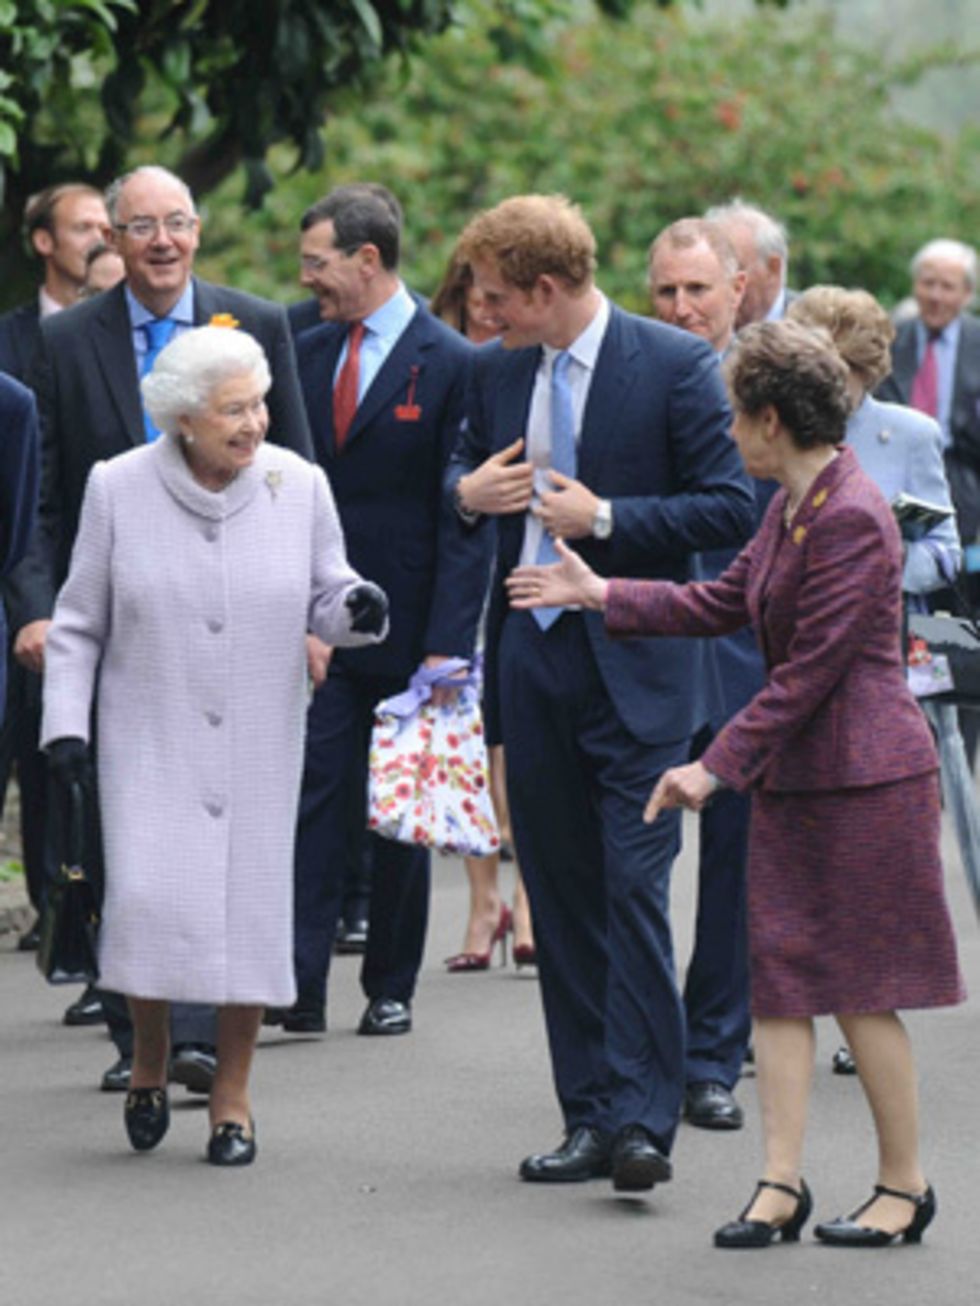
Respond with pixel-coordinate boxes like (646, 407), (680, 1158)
(747, 771), (965, 1018)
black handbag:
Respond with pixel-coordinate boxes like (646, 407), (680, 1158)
(36, 780), (100, 985)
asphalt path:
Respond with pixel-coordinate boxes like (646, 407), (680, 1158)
(1, 813), (977, 1306)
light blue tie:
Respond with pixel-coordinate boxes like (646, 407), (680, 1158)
(140, 318), (178, 441)
(534, 350), (576, 631)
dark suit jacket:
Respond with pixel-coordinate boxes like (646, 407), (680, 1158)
(4, 278), (314, 633)
(449, 306), (756, 745)
(0, 301), (42, 384)
(296, 304), (487, 680)
(0, 375), (40, 708)
(288, 298), (322, 338)
(607, 447), (938, 792)
(877, 313), (980, 543)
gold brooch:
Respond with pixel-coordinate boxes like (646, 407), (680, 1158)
(792, 525), (807, 545)
(264, 470), (283, 500)
(812, 489), (829, 508)
(209, 312), (240, 329)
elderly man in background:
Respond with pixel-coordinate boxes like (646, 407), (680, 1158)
(0, 183), (108, 960)
(5, 164), (313, 1095)
(877, 238), (980, 767)
(647, 217), (773, 1130)
(704, 199), (794, 327)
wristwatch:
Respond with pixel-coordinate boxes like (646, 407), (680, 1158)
(592, 499), (613, 540)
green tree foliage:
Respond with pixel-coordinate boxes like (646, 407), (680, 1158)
(194, 4), (979, 312)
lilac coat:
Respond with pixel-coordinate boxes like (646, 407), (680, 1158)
(41, 436), (382, 1005)
(606, 447), (938, 794)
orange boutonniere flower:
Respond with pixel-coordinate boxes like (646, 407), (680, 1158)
(209, 313), (240, 329)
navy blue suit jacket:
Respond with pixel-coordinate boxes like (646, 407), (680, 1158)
(449, 305), (756, 744)
(0, 374), (40, 709)
(0, 301), (42, 383)
(296, 304), (488, 680)
(5, 278), (314, 634)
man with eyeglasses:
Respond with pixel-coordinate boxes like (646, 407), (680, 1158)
(275, 183), (488, 1039)
(4, 164), (313, 1096)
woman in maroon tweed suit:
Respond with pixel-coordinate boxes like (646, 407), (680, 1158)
(507, 320), (964, 1250)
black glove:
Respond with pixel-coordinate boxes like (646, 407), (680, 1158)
(345, 582), (388, 636)
(46, 737), (93, 790)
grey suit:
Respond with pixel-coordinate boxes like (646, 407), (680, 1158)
(877, 314), (980, 546)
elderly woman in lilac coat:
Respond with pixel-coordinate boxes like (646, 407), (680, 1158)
(41, 326), (387, 1166)
(508, 321), (963, 1250)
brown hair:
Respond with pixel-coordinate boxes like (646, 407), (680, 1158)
(456, 195), (596, 293)
(788, 286), (895, 391)
(724, 319), (851, 449)
(24, 183), (103, 241)
(430, 251), (474, 335)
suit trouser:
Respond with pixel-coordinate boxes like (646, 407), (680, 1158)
(684, 722), (751, 1089)
(101, 990), (217, 1059)
(499, 611), (690, 1152)
(0, 660), (52, 913)
(293, 663), (430, 1011)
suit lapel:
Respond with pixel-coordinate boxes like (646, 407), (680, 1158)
(298, 324), (345, 463)
(577, 307), (639, 483)
(91, 285), (144, 444)
(890, 325), (918, 403)
(342, 309), (433, 449)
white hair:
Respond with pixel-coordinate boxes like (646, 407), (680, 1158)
(141, 326), (271, 436)
(105, 166), (196, 224)
(704, 197), (789, 266)
(911, 238), (977, 291)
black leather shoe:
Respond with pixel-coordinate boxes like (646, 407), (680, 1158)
(169, 1044), (217, 1094)
(63, 983), (106, 1027)
(281, 1004), (326, 1034)
(610, 1124), (673, 1192)
(101, 1055), (133, 1092)
(357, 998), (411, 1036)
(685, 1081), (744, 1131)
(832, 1045), (857, 1075)
(124, 1087), (169, 1151)
(815, 1183), (936, 1246)
(262, 1007), (285, 1026)
(16, 919), (41, 952)
(715, 1178), (812, 1248)
(206, 1120), (257, 1167)
(519, 1126), (612, 1183)
(335, 918), (369, 955)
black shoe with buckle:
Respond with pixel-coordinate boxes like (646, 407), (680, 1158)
(684, 1081), (744, 1131)
(610, 1124), (673, 1192)
(124, 1087), (170, 1151)
(715, 1178), (813, 1249)
(815, 1183), (936, 1247)
(207, 1120), (257, 1167)
(519, 1126), (612, 1183)
(357, 997), (411, 1035)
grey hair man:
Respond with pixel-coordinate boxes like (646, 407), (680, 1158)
(704, 199), (791, 328)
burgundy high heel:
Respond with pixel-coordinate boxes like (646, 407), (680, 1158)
(512, 942), (537, 969)
(445, 905), (512, 972)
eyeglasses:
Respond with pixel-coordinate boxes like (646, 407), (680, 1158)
(114, 213), (198, 240)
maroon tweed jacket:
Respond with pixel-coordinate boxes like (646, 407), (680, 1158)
(606, 446), (938, 794)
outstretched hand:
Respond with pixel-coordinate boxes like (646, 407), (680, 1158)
(506, 538), (608, 612)
(644, 762), (718, 824)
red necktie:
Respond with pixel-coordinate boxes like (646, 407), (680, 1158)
(333, 321), (366, 450)
(910, 331), (940, 418)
